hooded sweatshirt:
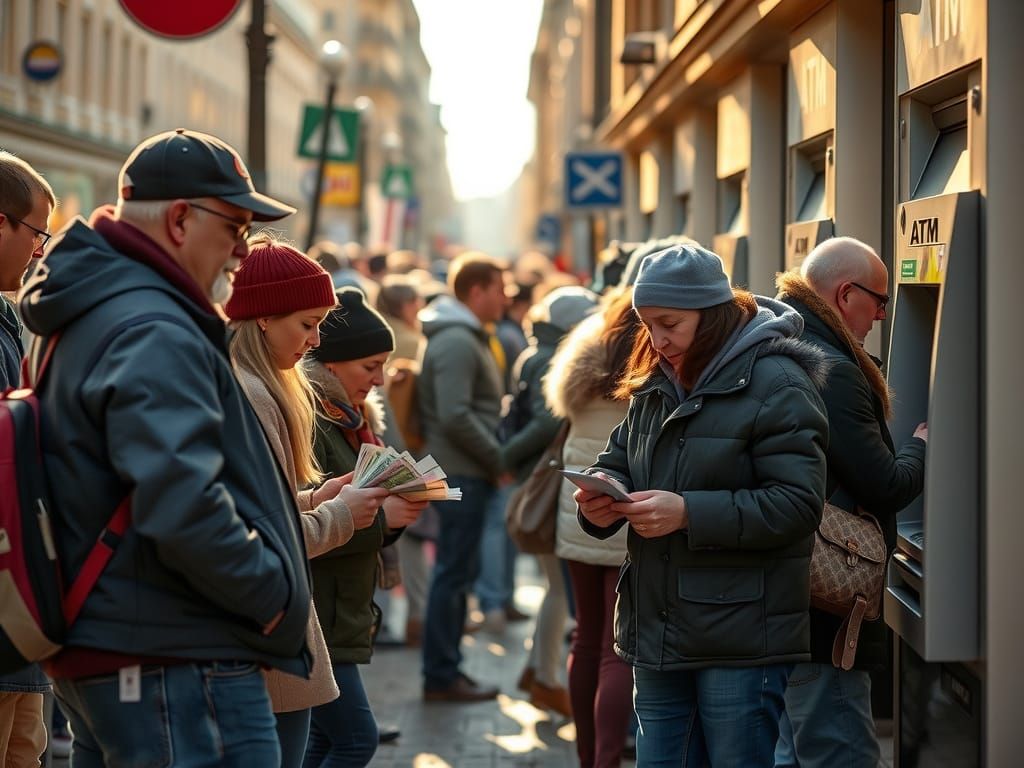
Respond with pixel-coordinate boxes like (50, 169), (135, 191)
(416, 295), (505, 479)
(17, 212), (311, 676)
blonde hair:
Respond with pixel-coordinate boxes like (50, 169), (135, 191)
(230, 319), (322, 486)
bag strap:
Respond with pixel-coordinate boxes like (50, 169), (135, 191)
(832, 594), (869, 670)
(63, 497), (131, 626)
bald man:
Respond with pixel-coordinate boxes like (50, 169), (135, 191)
(774, 237), (927, 767)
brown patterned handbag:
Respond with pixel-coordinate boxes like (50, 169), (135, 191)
(809, 503), (887, 671)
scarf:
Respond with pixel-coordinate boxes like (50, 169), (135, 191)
(776, 271), (892, 418)
(320, 396), (381, 452)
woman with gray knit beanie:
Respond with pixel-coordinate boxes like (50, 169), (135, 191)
(574, 244), (829, 766)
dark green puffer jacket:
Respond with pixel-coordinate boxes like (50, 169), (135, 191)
(582, 297), (830, 670)
(306, 361), (396, 665)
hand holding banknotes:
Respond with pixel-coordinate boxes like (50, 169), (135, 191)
(311, 471), (354, 508)
(615, 490), (688, 538)
(341, 485), (391, 530)
(574, 471), (629, 528)
(383, 495), (430, 529)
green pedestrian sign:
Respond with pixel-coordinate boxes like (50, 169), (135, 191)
(297, 105), (359, 163)
(382, 164), (414, 199)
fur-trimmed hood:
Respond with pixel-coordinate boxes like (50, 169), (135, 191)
(304, 358), (386, 434)
(756, 337), (831, 392)
(776, 271), (892, 417)
(543, 312), (617, 419)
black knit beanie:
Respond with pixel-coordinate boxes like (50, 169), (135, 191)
(311, 287), (395, 362)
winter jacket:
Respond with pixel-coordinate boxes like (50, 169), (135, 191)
(306, 361), (398, 665)
(416, 296), (504, 479)
(18, 213), (311, 676)
(582, 298), (829, 670)
(777, 273), (926, 671)
(545, 312), (629, 567)
(234, 366), (348, 712)
(502, 321), (564, 481)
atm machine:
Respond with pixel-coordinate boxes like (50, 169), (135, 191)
(884, 2), (986, 764)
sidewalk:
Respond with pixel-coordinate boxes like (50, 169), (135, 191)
(366, 568), (602, 767)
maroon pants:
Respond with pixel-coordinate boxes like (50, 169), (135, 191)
(567, 560), (634, 768)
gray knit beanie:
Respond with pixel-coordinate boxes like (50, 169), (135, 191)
(632, 244), (734, 310)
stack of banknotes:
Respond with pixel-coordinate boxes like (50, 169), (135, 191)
(353, 443), (462, 502)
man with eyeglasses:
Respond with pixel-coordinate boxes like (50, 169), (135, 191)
(0, 150), (55, 768)
(774, 236), (928, 768)
(16, 129), (315, 765)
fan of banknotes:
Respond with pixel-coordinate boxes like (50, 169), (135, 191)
(352, 443), (462, 502)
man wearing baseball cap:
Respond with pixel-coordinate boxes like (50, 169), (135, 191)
(17, 129), (308, 765)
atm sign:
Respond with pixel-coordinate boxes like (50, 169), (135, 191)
(901, 259), (918, 279)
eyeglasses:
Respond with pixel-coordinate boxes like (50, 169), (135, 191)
(850, 282), (890, 310)
(189, 203), (251, 242)
(2, 212), (51, 250)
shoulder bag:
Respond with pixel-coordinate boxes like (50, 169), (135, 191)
(809, 502), (887, 670)
(504, 421), (569, 554)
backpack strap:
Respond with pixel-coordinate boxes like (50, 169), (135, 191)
(63, 497), (131, 626)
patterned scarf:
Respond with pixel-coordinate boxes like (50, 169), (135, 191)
(320, 395), (381, 452)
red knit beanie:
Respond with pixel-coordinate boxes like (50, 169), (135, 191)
(224, 241), (336, 320)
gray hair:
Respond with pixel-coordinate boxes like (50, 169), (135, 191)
(115, 198), (174, 225)
(801, 236), (879, 292)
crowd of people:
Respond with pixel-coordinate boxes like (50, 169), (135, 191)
(0, 127), (927, 768)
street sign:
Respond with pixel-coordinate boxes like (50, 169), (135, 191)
(301, 164), (361, 207)
(298, 105), (359, 164)
(22, 42), (62, 82)
(565, 151), (623, 208)
(382, 165), (414, 199)
(118, 0), (242, 39)
(536, 214), (562, 248)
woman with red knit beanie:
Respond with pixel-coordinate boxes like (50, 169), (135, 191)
(224, 235), (390, 768)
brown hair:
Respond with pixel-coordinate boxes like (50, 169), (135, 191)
(615, 289), (758, 397)
(600, 288), (643, 400)
(377, 275), (419, 318)
(448, 251), (506, 302)
(0, 151), (56, 220)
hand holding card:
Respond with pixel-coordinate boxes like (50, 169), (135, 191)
(560, 469), (632, 502)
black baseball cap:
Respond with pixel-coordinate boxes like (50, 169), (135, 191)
(118, 128), (296, 221)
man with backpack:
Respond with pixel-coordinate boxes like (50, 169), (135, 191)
(0, 150), (54, 768)
(16, 129), (311, 765)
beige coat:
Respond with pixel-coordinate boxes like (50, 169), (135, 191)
(236, 366), (355, 713)
(543, 312), (629, 567)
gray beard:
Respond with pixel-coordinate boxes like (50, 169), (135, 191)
(210, 271), (233, 306)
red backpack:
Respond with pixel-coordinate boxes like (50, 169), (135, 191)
(0, 334), (129, 674)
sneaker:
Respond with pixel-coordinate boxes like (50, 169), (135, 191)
(48, 733), (72, 759)
(424, 673), (499, 703)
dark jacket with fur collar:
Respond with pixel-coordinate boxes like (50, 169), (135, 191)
(777, 272), (926, 670)
(583, 298), (830, 670)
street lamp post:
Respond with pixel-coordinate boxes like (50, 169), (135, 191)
(353, 95), (374, 248)
(380, 131), (402, 249)
(305, 39), (349, 252)
(246, 0), (275, 192)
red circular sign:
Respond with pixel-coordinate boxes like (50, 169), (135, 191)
(118, 0), (243, 40)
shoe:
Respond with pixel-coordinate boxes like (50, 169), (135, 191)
(505, 604), (531, 622)
(529, 680), (573, 719)
(48, 733), (72, 759)
(373, 629), (405, 649)
(424, 673), (500, 702)
(516, 665), (535, 694)
(405, 617), (423, 647)
(378, 724), (401, 744)
(480, 608), (507, 634)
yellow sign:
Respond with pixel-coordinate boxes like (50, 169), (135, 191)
(321, 163), (360, 207)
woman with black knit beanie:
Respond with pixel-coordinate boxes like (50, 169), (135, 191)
(303, 287), (428, 767)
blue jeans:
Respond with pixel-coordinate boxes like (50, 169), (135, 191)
(277, 708), (312, 768)
(774, 663), (880, 768)
(634, 664), (792, 768)
(475, 483), (516, 612)
(53, 661), (278, 767)
(304, 663), (377, 767)
(422, 476), (494, 689)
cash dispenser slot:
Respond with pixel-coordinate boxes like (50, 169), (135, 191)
(785, 135), (833, 271)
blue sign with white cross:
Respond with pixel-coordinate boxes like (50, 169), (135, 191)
(565, 151), (623, 209)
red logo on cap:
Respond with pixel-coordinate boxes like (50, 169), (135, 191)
(233, 154), (250, 181)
